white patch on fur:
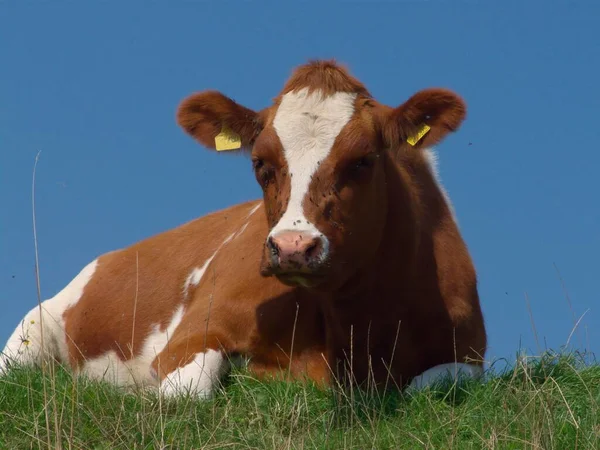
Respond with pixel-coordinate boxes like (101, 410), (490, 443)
(182, 230), (238, 300)
(80, 304), (185, 387)
(138, 305), (185, 363)
(408, 362), (483, 391)
(183, 254), (218, 300)
(0, 259), (98, 373)
(270, 88), (356, 252)
(235, 222), (250, 238)
(423, 148), (458, 224)
(159, 349), (229, 399)
(232, 202), (261, 240)
(247, 202), (261, 218)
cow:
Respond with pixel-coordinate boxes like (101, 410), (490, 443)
(1, 60), (487, 398)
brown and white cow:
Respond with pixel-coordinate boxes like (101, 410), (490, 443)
(1, 60), (487, 397)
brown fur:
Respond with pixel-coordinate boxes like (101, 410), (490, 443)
(62, 60), (486, 392)
(279, 59), (371, 97)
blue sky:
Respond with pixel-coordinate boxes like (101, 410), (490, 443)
(1, 2), (599, 370)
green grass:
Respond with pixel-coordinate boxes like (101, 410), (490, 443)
(0, 351), (599, 449)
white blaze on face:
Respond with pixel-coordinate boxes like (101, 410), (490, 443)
(270, 88), (356, 245)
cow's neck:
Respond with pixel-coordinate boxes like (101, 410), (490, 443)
(327, 149), (424, 303)
(318, 149), (435, 386)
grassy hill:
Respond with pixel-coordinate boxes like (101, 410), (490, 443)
(0, 351), (598, 449)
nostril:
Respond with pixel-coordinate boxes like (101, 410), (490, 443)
(266, 236), (280, 256)
(304, 239), (322, 260)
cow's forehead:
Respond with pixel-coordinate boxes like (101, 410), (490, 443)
(275, 88), (357, 122)
(273, 88), (357, 152)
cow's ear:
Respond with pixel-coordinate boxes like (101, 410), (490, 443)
(383, 88), (466, 149)
(177, 91), (264, 152)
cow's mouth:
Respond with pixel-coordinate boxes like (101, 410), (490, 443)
(260, 260), (329, 287)
(275, 271), (327, 288)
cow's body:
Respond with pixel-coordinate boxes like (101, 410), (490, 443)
(1, 60), (487, 397)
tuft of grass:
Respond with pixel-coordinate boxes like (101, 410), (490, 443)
(0, 351), (599, 449)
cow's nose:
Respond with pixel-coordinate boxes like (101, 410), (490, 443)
(267, 231), (326, 271)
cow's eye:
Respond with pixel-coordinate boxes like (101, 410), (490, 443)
(353, 153), (378, 171)
(344, 152), (378, 183)
(252, 158), (264, 171)
(252, 158), (275, 188)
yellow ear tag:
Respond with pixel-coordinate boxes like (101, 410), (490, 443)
(215, 125), (242, 151)
(406, 124), (431, 146)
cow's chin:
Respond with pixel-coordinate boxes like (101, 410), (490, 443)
(274, 272), (327, 289)
(259, 263), (328, 289)
(259, 255), (332, 290)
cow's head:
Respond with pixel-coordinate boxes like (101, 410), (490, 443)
(178, 60), (466, 290)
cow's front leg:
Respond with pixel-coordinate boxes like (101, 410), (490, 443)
(151, 325), (238, 400)
(157, 348), (231, 399)
(408, 362), (484, 391)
